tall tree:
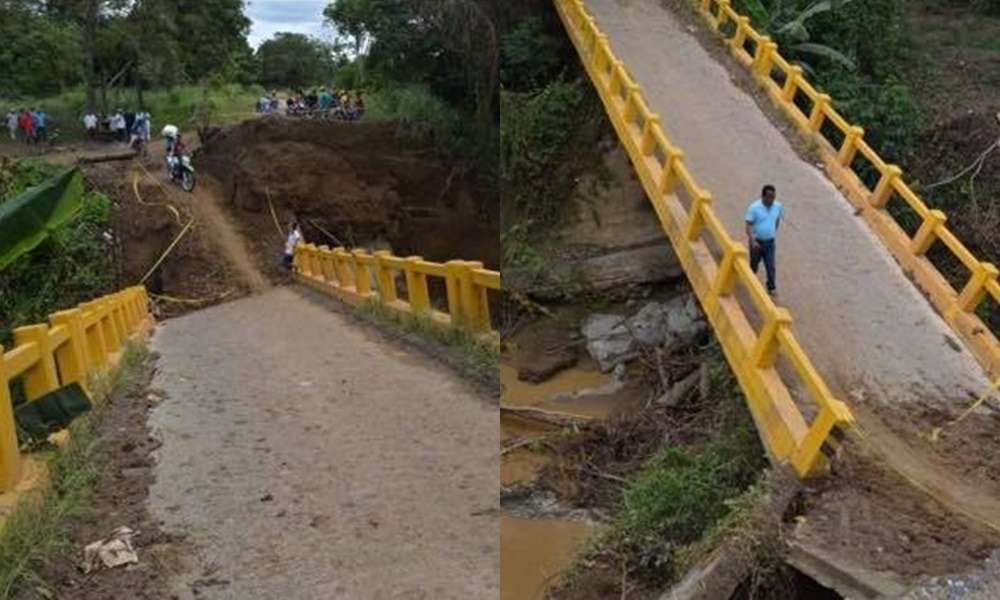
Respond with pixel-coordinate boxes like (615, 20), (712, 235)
(256, 32), (337, 89)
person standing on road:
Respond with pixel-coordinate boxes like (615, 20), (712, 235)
(6, 110), (18, 141)
(18, 109), (34, 144)
(282, 220), (303, 271)
(32, 109), (48, 143)
(745, 184), (784, 297)
(83, 111), (98, 139)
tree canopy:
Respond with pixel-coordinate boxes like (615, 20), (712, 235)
(0, 0), (254, 105)
(257, 33), (337, 90)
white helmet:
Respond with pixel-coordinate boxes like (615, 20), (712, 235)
(161, 124), (178, 138)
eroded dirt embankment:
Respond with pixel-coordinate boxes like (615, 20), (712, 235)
(81, 118), (497, 317)
(196, 118), (499, 281)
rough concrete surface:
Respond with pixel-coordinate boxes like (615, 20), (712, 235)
(585, 0), (992, 408)
(580, 0), (1000, 588)
(148, 287), (498, 598)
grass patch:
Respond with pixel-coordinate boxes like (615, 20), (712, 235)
(355, 301), (499, 391)
(0, 341), (152, 597)
(550, 344), (769, 595)
(1, 84), (263, 144)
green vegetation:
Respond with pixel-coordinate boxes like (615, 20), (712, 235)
(606, 352), (766, 582)
(0, 168), (84, 269)
(355, 301), (499, 389)
(0, 342), (151, 597)
(3, 84), (262, 143)
(499, 8), (611, 282)
(324, 0), (499, 166)
(257, 34), (338, 90)
(0, 161), (115, 347)
(0, 0), (253, 106)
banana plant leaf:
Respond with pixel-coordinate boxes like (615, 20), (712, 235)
(0, 167), (84, 270)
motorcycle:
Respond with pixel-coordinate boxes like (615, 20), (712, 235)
(166, 152), (196, 192)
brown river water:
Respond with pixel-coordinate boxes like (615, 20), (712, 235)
(500, 362), (643, 598)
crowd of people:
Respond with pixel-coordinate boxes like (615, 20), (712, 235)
(5, 108), (51, 144)
(256, 88), (365, 121)
(81, 109), (152, 148)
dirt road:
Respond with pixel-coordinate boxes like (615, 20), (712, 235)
(148, 287), (499, 598)
(579, 0), (1000, 587)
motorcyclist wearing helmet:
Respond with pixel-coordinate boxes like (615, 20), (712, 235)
(162, 124), (179, 156)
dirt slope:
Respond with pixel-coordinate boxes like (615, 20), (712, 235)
(148, 287), (499, 598)
(580, 0), (1000, 585)
(195, 118), (499, 282)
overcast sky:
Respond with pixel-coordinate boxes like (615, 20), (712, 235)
(246, 0), (335, 48)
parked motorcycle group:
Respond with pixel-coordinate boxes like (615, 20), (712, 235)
(256, 89), (365, 122)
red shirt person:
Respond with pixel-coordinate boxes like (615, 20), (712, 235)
(18, 110), (34, 141)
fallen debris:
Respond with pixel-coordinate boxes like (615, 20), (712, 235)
(81, 526), (139, 573)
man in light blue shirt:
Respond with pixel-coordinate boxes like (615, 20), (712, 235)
(745, 184), (784, 296)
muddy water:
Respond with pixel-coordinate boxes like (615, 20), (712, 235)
(500, 364), (609, 407)
(501, 362), (631, 598)
(500, 515), (593, 600)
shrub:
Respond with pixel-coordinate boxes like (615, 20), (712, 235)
(0, 161), (116, 346)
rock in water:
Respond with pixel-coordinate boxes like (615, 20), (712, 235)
(581, 314), (638, 372)
(582, 295), (707, 372)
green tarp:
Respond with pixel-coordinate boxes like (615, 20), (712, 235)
(14, 382), (92, 445)
(0, 167), (84, 270)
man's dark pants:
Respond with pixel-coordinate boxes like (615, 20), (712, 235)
(750, 238), (776, 292)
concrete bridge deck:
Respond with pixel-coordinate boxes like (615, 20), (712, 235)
(148, 287), (498, 598)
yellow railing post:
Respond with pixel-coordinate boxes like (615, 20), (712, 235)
(334, 247), (355, 288)
(790, 401), (852, 477)
(445, 260), (465, 325)
(315, 245), (332, 283)
(405, 257), (431, 313)
(373, 250), (397, 304)
(126, 289), (141, 332)
(782, 65), (803, 102)
(112, 293), (129, 339)
(594, 35), (611, 73)
(641, 114), (661, 155)
(712, 242), (746, 298)
(80, 302), (109, 369)
(623, 82), (641, 123)
(750, 308), (792, 368)
(352, 250), (374, 297)
(50, 309), (90, 390)
(910, 210), (947, 256)
(13, 325), (60, 400)
(458, 261), (488, 332)
(731, 16), (750, 51)
(686, 191), (713, 241)
(808, 93), (831, 133)
(837, 126), (864, 167)
(951, 262), (999, 318)
(870, 165), (903, 208)
(659, 147), (685, 194)
(609, 60), (625, 96)
(100, 298), (122, 352)
(752, 36), (777, 77)
(0, 348), (22, 492)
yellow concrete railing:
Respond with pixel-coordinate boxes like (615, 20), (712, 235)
(690, 0), (999, 380)
(0, 286), (152, 492)
(555, 0), (853, 477)
(294, 244), (501, 338)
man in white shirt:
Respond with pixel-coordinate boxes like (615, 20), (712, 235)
(83, 112), (98, 139)
(6, 110), (18, 141)
(283, 220), (303, 271)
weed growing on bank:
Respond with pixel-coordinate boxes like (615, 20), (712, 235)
(549, 346), (769, 596)
(0, 342), (152, 597)
(356, 301), (499, 392)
